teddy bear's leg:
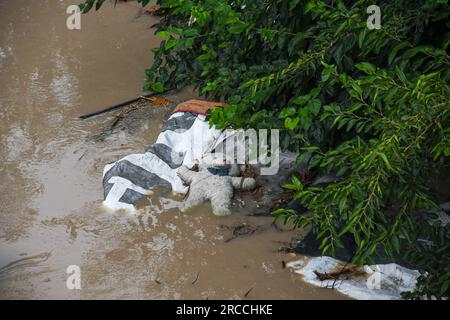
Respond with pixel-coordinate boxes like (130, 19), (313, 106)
(177, 166), (196, 184)
(231, 177), (256, 191)
(181, 190), (205, 213)
(210, 189), (233, 216)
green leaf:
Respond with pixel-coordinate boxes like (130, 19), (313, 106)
(355, 62), (376, 74)
(388, 42), (409, 64)
(306, 99), (321, 115)
(95, 0), (106, 11)
(151, 82), (164, 93)
(288, 32), (304, 56)
(358, 28), (367, 48)
(379, 153), (393, 171)
(392, 235), (400, 253)
(280, 107), (297, 118)
(197, 54), (209, 62)
(165, 39), (177, 51)
(334, 21), (348, 37)
(285, 117), (300, 130)
(156, 31), (171, 40)
(292, 95), (310, 106)
(304, 0), (316, 13)
(291, 175), (302, 188)
(228, 21), (246, 34)
(336, 166), (347, 177)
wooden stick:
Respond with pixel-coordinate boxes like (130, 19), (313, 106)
(192, 271), (201, 285)
(79, 88), (176, 120)
(244, 286), (254, 298)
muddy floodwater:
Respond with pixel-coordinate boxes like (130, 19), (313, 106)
(0, 1), (345, 299)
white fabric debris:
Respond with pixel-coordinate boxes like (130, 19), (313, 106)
(287, 256), (420, 300)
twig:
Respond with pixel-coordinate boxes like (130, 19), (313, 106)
(79, 89), (176, 120)
(333, 263), (348, 289)
(192, 271), (201, 285)
(77, 150), (87, 161)
(244, 287), (254, 298)
(138, 96), (171, 105)
(109, 100), (146, 130)
(313, 264), (364, 282)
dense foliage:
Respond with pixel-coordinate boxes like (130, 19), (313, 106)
(82, 0), (450, 298)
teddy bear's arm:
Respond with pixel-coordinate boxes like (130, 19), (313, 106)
(231, 177), (256, 191)
(177, 166), (196, 184)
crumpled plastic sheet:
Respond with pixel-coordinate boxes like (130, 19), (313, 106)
(287, 256), (420, 300)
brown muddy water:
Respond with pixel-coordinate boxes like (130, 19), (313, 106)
(0, 1), (345, 299)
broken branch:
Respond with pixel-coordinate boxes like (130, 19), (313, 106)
(79, 89), (176, 120)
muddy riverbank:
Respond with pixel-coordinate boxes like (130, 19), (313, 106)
(0, 0), (346, 299)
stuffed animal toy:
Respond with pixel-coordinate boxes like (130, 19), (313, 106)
(177, 164), (256, 216)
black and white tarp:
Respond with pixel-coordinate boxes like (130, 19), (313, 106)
(102, 112), (230, 211)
